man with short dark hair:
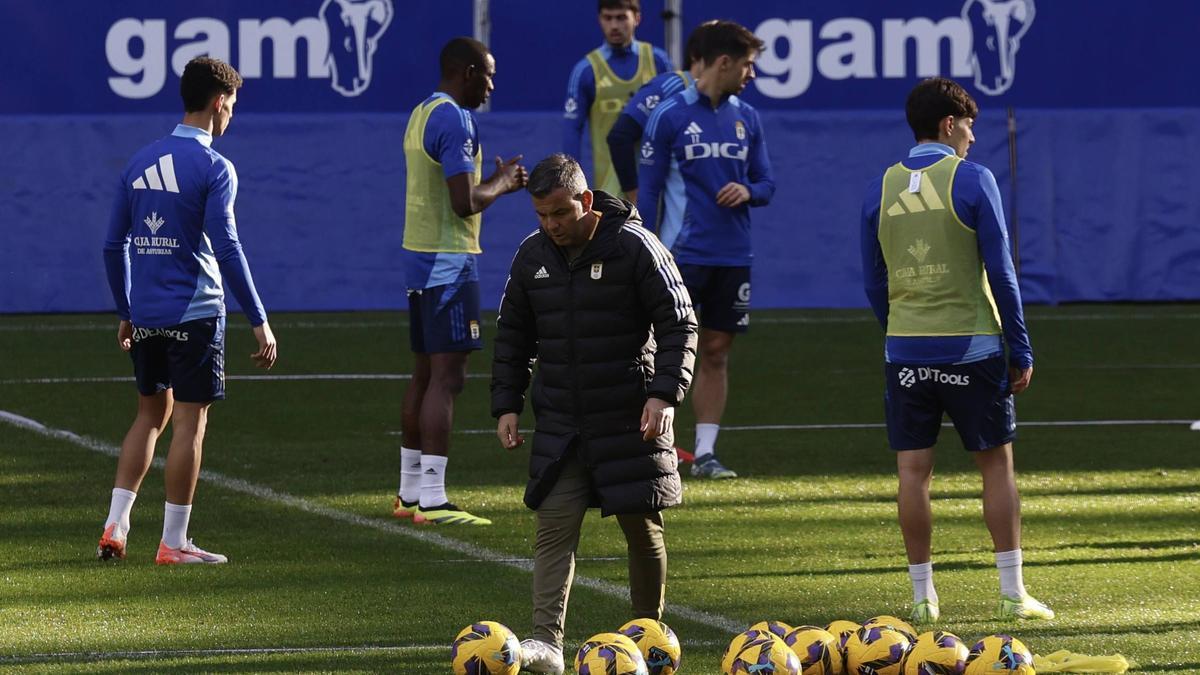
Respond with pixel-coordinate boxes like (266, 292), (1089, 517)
(393, 37), (527, 526)
(861, 77), (1053, 624)
(564, 0), (673, 197)
(99, 56), (277, 565)
(638, 20), (774, 479)
(492, 154), (696, 674)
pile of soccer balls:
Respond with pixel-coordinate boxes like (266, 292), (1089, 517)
(722, 615), (1037, 675)
(451, 618), (682, 675)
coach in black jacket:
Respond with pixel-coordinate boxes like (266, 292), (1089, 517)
(491, 154), (697, 669)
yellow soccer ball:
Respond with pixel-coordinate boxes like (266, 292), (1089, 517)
(618, 618), (682, 675)
(845, 625), (912, 675)
(576, 632), (648, 675)
(783, 625), (844, 675)
(749, 620), (795, 641)
(862, 614), (918, 641)
(722, 630), (783, 675)
(450, 621), (521, 675)
(902, 630), (969, 675)
(729, 636), (802, 675)
(964, 634), (1035, 675)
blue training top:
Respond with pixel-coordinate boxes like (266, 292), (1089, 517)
(637, 87), (775, 266)
(103, 124), (266, 328)
(562, 41), (673, 161)
(607, 70), (695, 193)
(861, 143), (1033, 368)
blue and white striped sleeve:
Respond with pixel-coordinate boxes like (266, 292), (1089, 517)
(102, 173), (133, 320)
(636, 100), (676, 234)
(562, 58), (593, 161)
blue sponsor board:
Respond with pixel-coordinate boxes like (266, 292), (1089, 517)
(4, 1), (1198, 113)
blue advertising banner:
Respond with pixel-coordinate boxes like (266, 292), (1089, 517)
(4, 1), (1198, 113)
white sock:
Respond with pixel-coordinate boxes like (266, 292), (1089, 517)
(995, 548), (1026, 598)
(908, 561), (938, 605)
(420, 455), (449, 508)
(162, 502), (193, 549)
(399, 447), (422, 503)
(694, 423), (720, 459)
(105, 488), (137, 535)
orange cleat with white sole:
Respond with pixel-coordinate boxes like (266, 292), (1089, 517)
(155, 539), (228, 565)
(97, 524), (127, 561)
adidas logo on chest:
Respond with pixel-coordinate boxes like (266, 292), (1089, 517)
(533, 266), (550, 280)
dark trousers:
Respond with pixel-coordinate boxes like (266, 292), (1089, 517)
(531, 454), (667, 647)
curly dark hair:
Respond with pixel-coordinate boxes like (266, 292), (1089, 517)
(905, 77), (979, 141)
(180, 57), (243, 113)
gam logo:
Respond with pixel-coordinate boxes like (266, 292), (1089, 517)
(752, 0), (1034, 98)
(105, 0), (393, 99)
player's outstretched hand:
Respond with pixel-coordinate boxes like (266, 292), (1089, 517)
(640, 398), (674, 441)
(715, 182), (750, 208)
(1010, 365), (1033, 394)
(495, 155), (527, 193)
(251, 322), (278, 370)
(117, 320), (133, 352)
(497, 412), (524, 450)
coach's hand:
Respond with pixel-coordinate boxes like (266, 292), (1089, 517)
(1010, 365), (1033, 394)
(495, 155), (528, 193)
(715, 182), (750, 208)
(497, 413), (524, 450)
(252, 322), (277, 370)
(641, 398), (674, 441)
(117, 320), (133, 352)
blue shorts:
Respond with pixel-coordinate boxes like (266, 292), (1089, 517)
(408, 281), (483, 353)
(884, 356), (1016, 451)
(130, 316), (225, 403)
(679, 264), (750, 333)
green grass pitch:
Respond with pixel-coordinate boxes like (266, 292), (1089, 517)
(0, 305), (1197, 673)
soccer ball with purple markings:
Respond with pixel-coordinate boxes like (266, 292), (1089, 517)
(729, 636), (802, 675)
(783, 625), (844, 675)
(450, 621), (521, 675)
(619, 618), (682, 675)
(845, 625), (912, 675)
(902, 630), (969, 675)
(862, 615), (918, 642)
(964, 634), (1034, 675)
(722, 629), (784, 674)
(576, 632), (649, 675)
(749, 620), (795, 641)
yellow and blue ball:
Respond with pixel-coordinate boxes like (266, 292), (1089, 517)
(619, 618), (682, 675)
(451, 621), (521, 675)
(964, 634), (1034, 675)
(845, 625), (912, 675)
(722, 629), (783, 675)
(783, 625), (844, 675)
(730, 636), (802, 675)
(576, 632), (648, 675)
(902, 630), (969, 675)
(862, 615), (918, 642)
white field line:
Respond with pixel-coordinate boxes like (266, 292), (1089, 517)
(1, 311), (1198, 332)
(0, 411), (746, 638)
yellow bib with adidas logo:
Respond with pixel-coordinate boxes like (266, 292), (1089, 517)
(586, 42), (659, 195)
(402, 96), (483, 254)
(878, 154), (1002, 337)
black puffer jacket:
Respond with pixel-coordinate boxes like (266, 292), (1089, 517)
(491, 192), (698, 515)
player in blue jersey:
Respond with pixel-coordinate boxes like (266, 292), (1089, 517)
(861, 77), (1053, 623)
(638, 21), (773, 479)
(563, 0), (673, 196)
(99, 57), (277, 565)
(393, 37), (527, 526)
(606, 20), (715, 204)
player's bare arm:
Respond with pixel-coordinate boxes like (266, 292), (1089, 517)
(251, 323), (277, 369)
(447, 155), (528, 217)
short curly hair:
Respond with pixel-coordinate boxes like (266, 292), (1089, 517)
(906, 77), (979, 141)
(180, 57), (243, 113)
